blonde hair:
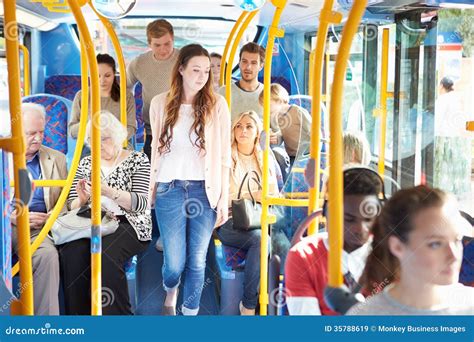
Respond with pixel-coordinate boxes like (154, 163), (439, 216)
(231, 110), (263, 149)
(258, 83), (289, 106)
(85, 111), (127, 149)
(343, 131), (371, 166)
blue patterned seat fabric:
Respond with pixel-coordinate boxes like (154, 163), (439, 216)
(45, 75), (81, 101)
(222, 245), (247, 270)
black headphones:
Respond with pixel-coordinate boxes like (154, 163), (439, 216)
(322, 166), (386, 218)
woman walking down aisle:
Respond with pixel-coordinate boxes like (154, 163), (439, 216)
(148, 44), (231, 316)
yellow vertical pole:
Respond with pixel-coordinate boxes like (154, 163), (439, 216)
(67, 0), (102, 315)
(220, 12), (248, 87)
(307, 0), (342, 236)
(325, 51), (331, 111)
(259, 0), (287, 316)
(89, 4), (128, 148)
(1, 0), (34, 315)
(224, 11), (258, 108)
(327, 0), (367, 288)
(377, 28), (389, 176)
(18, 45), (30, 96)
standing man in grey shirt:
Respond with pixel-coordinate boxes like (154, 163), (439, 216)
(218, 42), (265, 122)
(127, 19), (180, 160)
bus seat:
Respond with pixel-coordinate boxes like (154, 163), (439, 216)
(45, 75), (81, 101)
(258, 76), (291, 94)
(132, 82), (145, 145)
(0, 275), (14, 316)
(214, 240), (245, 315)
(460, 236), (474, 287)
(22, 94), (73, 166)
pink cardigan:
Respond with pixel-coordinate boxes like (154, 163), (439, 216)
(148, 92), (231, 208)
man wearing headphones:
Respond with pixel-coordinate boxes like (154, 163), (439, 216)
(285, 166), (384, 315)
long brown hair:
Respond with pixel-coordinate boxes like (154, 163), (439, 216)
(360, 185), (449, 294)
(158, 44), (216, 154)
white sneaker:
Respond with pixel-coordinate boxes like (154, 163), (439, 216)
(155, 237), (164, 252)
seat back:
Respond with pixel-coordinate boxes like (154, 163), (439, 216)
(45, 75), (81, 101)
(22, 94), (72, 157)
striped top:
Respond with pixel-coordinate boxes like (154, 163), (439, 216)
(68, 150), (152, 241)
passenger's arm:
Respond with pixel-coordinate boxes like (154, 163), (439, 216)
(215, 98), (231, 227)
(68, 92), (82, 138)
(126, 92), (137, 141)
(285, 245), (322, 315)
(126, 59), (138, 90)
(68, 158), (88, 210)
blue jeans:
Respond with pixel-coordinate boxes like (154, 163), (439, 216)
(154, 180), (216, 312)
(216, 219), (268, 309)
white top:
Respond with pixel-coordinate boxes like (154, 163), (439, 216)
(156, 104), (206, 182)
(435, 91), (468, 138)
(347, 283), (474, 315)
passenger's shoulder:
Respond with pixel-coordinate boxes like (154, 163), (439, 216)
(289, 236), (324, 260)
(150, 92), (168, 107)
(40, 145), (66, 160)
(129, 150), (150, 165)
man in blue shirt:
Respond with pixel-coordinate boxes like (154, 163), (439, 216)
(11, 103), (67, 315)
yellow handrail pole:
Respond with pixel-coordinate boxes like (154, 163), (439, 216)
(224, 11), (258, 108)
(325, 51), (330, 111)
(468, 121), (474, 132)
(307, 0), (342, 236)
(67, 0), (102, 316)
(89, 3), (128, 148)
(377, 28), (389, 176)
(220, 11), (248, 87)
(327, 0), (367, 288)
(259, 0), (287, 316)
(18, 45), (30, 96)
(1, 0), (34, 315)
(11, 39), (90, 280)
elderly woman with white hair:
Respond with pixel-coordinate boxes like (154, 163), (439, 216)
(58, 112), (151, 315)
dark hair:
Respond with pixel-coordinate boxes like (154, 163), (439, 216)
(96, 53), (120, 102)
(239, 42), (265, 64)
(159, 44), (215, 154)
(343, 167), (383, 197)
(210, 52), (222, 59)
(360, 185), (448, 294)
(440, 76), (454, 92)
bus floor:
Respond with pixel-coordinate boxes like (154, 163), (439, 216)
(133, 235), (220, 315)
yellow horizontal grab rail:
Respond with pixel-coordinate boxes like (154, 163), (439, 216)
(11, 180), (67, 187)
(467, 121), (474, 132)
(267, 197), (308, 207)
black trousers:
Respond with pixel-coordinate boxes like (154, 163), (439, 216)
(58, 219), (149, 315)
(143, 132), (152, 161)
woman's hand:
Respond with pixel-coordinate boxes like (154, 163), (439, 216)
(100, 182), (116, 199)
(76, 179), (91, 206)
(214, 196), (228, 228)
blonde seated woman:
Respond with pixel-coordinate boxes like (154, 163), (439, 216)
(216, 110), (279, 315)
